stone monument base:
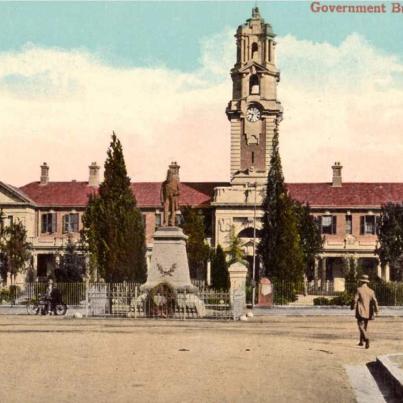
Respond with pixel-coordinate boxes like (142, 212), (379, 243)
(138, 226), (205, 317)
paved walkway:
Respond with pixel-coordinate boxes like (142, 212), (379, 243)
(253, 306), (403, 317)
(0, 315), (402, 403)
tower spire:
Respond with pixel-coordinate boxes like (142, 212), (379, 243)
(226, 8), (282, 184)
(252, 5), (260, 18)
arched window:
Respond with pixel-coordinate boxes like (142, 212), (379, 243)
(249, 74), (260, 95)
(251, 42), (258, 61)
(238, 227), (263, 238)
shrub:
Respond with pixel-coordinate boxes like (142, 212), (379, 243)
(273, 282), (298, 305)
(0, 285), (21, 303)
(330, 292), (352, 306)
(313, 297), (331, 306)
(0, 288), (10, 302)
(8, 285), (21, 300)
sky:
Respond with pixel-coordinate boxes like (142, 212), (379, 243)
(1, 1), (403, 185)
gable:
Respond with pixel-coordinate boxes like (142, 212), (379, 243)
(0, 182), (33, 206)
(238, 61), (270, 74)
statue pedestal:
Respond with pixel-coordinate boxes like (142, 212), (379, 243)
(141, 226), (197, 292)
(138, 226), (205, 317)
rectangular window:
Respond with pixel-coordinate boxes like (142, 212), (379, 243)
(63, 213), (79, 233)
(41, 213), (57, 234)
(1, 215), (13, 229)
(360, 215), (377, 235)
(320, 215), (337, 235)
(345, 215), (352, 234)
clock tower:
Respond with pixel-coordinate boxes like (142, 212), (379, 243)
(212, 8), (281, 251)
(226, 7), (282, 184)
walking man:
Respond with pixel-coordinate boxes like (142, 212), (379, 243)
(352, 274), (379, 349)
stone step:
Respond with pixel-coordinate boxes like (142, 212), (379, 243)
(376, 354), (403, 400)
(345, 365), (386, 403)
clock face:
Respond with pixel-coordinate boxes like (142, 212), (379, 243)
(246, 107), (261, 122)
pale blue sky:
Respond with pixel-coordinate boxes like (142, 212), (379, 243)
(1, 1), (403, 184)
(0, 1), (402, 70)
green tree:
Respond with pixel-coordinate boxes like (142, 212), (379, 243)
(344, 257), (363, 296)
(1, 219), (32, 284)
(226, 225), (245, 266)
(257, 131), (304, 302)
(210, 245), (229, 290)
(81, 133), (147, 283)
(293, 201), (323, 279)
(0, 210), (7, 282)
(181, 206), (210, 280)
(376, 203), (403, 280)
(55, 236), (84, 282)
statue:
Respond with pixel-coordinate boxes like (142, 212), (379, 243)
(161, 162), (180, 226)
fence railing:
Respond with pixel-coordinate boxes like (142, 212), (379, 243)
(271, 281), (403, 306)
(0, 282), (237, 319)
(3, 280), (401, 311)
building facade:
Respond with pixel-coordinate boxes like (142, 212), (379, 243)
(1, 8), (402, 290)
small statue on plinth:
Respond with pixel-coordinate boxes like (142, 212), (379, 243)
(161, 162), (180, 226)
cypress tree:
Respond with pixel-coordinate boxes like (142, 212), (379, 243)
(293, 201), (323, 280)
(211, 244), (229, 290)
(81, 133), (146, 283)
(181, 206), (210, 280)
(377, 203), (403, 280)
(257, 130), (304, 302)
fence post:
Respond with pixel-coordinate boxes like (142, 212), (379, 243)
(394, 282), (397, 306)
(183, 289), (187, 321)
(134, 285), (138, 319)
(85, 277), (89, 318)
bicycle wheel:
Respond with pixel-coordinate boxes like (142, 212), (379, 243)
(26, 302), (39, 315)
(55, 304), (67, 316)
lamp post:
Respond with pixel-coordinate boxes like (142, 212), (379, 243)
(249, 182), (258, 308)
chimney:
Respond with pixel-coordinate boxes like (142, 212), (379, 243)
(88, 162), (100, 187)
(40, 162), (49, 185)
(332, 162), (343, 187)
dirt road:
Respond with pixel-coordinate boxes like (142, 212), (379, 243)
(0, 315), (402, 403)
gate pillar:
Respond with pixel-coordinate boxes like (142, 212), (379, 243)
(228, 261), (248, 305)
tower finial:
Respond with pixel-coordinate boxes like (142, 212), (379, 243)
(252, 5), (260, 18)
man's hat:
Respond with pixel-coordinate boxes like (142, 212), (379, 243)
(359, 274), (370, 283)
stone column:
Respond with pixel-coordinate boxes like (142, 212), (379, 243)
(313, 258), (319, 292)
(206, 260), (211, 286)
(321, 258), (327, 291)
(382, 263), (390, 282)
(228, 261), (248, 305)
(377, 260), (382, 279)
(32, 253), (38, 275)
(352, 255), (358, 276)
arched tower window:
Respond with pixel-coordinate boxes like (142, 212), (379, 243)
(251, 42), (258, 61)
(249, 74), (260, 95)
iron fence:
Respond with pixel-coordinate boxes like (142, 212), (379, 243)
(0, 282), (86, 306)
(0, 282), (237, 319)
(88, 283), (234, 319)
(271, 281), (403, 306)
(1, 280), (403, 311)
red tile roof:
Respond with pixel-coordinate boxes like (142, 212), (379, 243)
(19, 181), (228, 208)
(20, 182), (97, 207)
(19, 181), (403, 209)
(288, 183), (403, 208)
